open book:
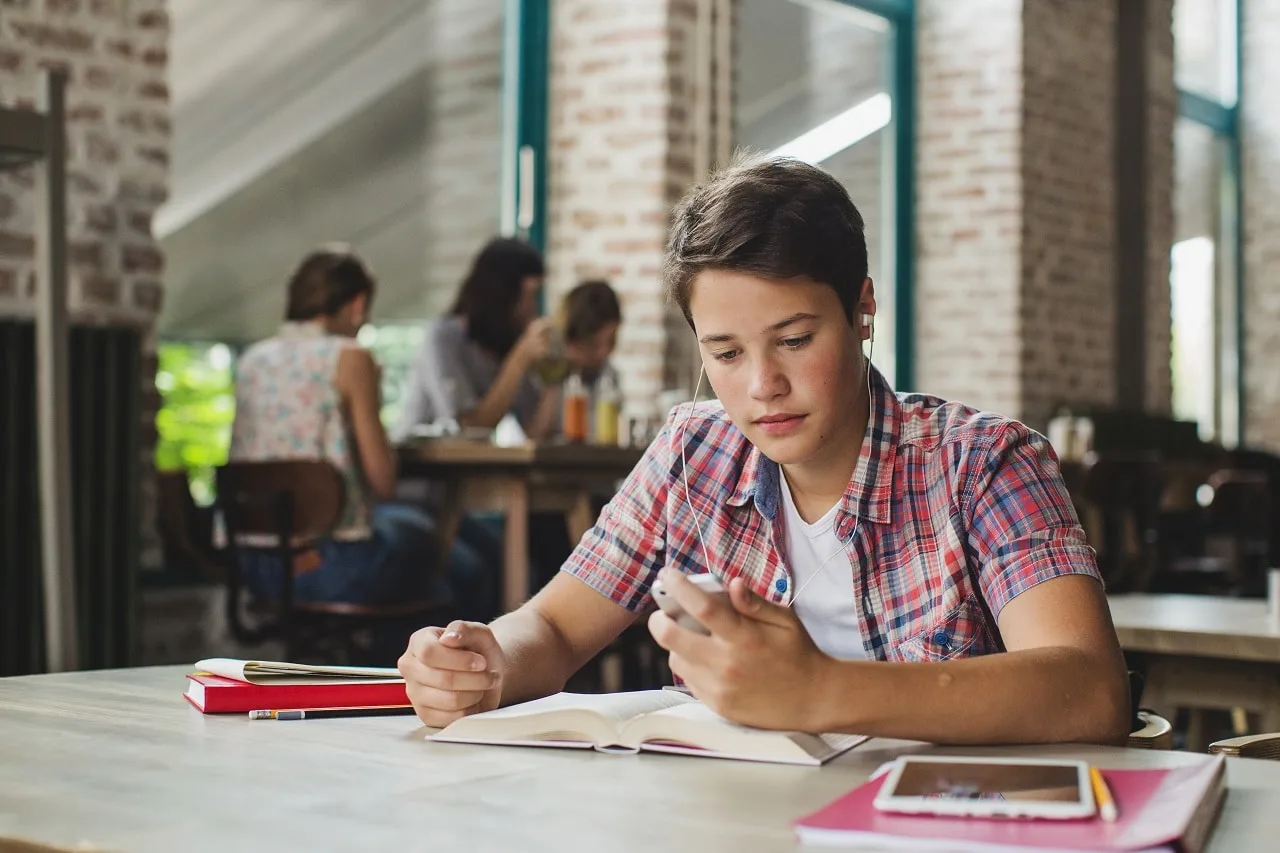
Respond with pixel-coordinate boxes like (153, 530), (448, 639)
(429, 690), (867, 766)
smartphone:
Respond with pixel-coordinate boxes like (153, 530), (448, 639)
(651, 573), (727, 635)
(872, 756), (1096, 821)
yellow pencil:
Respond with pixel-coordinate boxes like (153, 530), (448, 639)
(1089, 766), (1118, 822)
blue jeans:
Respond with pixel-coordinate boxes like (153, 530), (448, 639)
(238, 503), (499, 622)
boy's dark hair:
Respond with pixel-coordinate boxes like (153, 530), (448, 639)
(561, 279), (622, 343)
(663, 155), (868, 329)
(450, 237), (546, 357)
(285, 244), (376, 321)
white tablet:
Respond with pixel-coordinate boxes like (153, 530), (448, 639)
(872, 756), (1097, 820)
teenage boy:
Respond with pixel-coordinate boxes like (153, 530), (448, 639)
(398, 156), (1130, 746)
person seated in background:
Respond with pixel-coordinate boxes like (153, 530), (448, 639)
(398, 156), (1132, 747)
(392, 237), (568, 617)
(560, 278), (622, 389)
(229, 245), (492, 633)
(394, 237), (559, 443)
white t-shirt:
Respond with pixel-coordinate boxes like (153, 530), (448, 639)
(779, 474), (867, 660)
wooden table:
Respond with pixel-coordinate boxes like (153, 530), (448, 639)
(398, 440), (645, 612)
(1109, 593), (1280, 747)
(3, 667), (1280, 853)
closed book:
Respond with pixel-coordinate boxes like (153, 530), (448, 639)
(183, 673), (410, 714)
(794, 754), (1227, 853)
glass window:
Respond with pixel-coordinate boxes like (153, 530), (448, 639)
(1171, 117), (1238, 443)
(1174, 0), (1238, 105)
(154, 342), (236, 506)
(358, 322), (426, 428)
(159, 0), (508, 342)
(735, 0), (899, 384)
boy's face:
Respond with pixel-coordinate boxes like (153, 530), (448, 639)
(688, 270), (873, 468)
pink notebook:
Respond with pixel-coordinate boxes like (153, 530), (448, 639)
(794, 754), (1226, 853)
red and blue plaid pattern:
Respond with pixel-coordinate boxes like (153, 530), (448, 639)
(563, 368), (1100, 661)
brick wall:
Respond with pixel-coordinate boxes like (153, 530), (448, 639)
(1242, 0), (1280, 450)
(0, 0), (170, 567)
(420, 0), (504, 319)
(546, 0), (717, 410)
(916, 0), (1171, 430)
(1019, 0), (1117, 429)
(915, 0), (1024, 418)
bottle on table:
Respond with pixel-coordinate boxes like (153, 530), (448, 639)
(593, 371), (620, 446)
(562, 372), (589, 443)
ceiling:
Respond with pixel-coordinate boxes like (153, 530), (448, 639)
(158, 0), (503, 342)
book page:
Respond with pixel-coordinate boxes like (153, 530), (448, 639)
(620, 702), (867, 765)
(430, 690), (697, 747)
(194, 658), (402, 684)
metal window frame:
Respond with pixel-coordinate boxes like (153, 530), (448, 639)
(500, 0), (550, 257)
(503, 0), (915, 376)
(822, 0), (917, 389)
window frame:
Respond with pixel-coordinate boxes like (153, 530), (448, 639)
(830, 0), (916, 390)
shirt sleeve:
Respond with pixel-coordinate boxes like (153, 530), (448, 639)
(560, 409), (680, 611)
(963, 422), (1102, 620)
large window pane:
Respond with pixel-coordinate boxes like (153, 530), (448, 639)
(160, 0), (507, 343)
(1174, 0), (1237, 104)
(735, 0), (898, 384)
(1171, 117), (1236, 442)
(154, 342), (236, 507)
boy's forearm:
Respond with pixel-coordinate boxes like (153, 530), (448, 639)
(811, 647), (1131, 746)
(488, 607), (578, 706)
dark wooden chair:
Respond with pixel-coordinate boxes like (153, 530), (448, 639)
(1074, 454), (1166, 592)
(1126, 670), (1173, 750)
(216, 460), (452, 664)
(155, 470), (223, 582)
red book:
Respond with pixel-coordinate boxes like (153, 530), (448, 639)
(794, 754), (1226, 853)
(184, 673), (410, 714)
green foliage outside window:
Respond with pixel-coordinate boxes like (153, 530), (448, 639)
(153, 326), (420, 507)
(358, 323), (424, 429)
(154, 342), (235, 506)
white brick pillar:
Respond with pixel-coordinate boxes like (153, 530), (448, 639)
(914, 0), (1025, 419)
(1242, 0), (1280, 451)
(0, 0), (171, 567)
(546, 0), (731, 410)
(916, 0), (1173, 430)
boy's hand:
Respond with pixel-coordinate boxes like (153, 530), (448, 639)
(398, 621), (506, 727)
(646, 568), (835, 731)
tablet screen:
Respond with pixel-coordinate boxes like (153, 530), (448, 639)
(888, 760), (1085, 803)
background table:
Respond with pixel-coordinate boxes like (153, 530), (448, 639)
(1109, 593), (1280, 748)
(2, 667), (1280, 852)
(399, 440), (644, 612)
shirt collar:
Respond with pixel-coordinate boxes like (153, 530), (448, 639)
(728, 365), (900, 530)
(277, 321), (328, 340)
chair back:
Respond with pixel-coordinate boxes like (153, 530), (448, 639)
(215, 460), (347, 647)
(155, 470), (222, 581)
(217, 460), (346, 542)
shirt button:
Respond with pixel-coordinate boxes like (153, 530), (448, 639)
(932, 630), (951, 648)
(774, 577), (788, 594)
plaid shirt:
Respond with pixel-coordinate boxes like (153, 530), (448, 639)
(563, 367), (1101, 661)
